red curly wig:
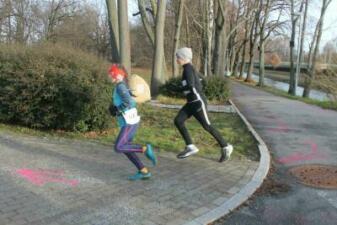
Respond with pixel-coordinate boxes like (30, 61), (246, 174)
(108, 64), (128, 79)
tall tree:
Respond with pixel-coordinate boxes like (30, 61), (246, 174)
(245, 0), (260, 82)
(202, 0), (214, 77)
(151, 0), (167, 96)
(258, 0), (284, 87)
(303, 0), (332, 97)
(135, 0), (167, 77)
(118, 0), (131, 73)
(45, 0), (77, 41)
(238, 1), (252, 79)
(213, 0), (227, 76)
(172, 0), (185, 77)
(296, 0), (308, 87)
(106, 0), (120, 63)
(288, 0), (303, 95)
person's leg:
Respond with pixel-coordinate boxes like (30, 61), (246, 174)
(193, 111), (228, 147)
(174, 104), (193, 145)
(124, 152), (144, 170)
(125, 124), (157, 166)
(114, 125), (151, 179)
(115, 125), (143, 153)
(192, 100), (233, 162)
(175, 103), (200, 158)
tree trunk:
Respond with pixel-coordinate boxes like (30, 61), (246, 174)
(206, 0), (214, 76)
(245, 18), (258, 82)
(246, 49), (255, 82)
(151, 0), (167, 97)
(297, 0), (308, 87)
(258, 40), (265, 86)
(288, 0), (298, 95)
(233, 47), (242, 77)
(185, 9), (190, 46)
(245, 2), (259, 82)
(213, 0), (226, 77)
(239, 41), (247, 79)
(303, 0), (331, 97)
(172, 0), (185, 77)
(257, 0), (273, 87)
(106, 0), (120, 63)
(137, 0), (155, 45)
(118, 0), (131, 73)
(137, 0), (167, 78)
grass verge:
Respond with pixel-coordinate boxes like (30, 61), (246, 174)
(0, 103), (259, 162)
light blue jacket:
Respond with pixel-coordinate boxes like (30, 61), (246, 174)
(112, 81), (137, 127)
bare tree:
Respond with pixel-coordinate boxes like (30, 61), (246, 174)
(135, 0), (167, 76)
(303, 0), (332, 97)
(106, 0), (119, 62)
(258, 0), (285, 86)
(213, 0), (227, 76)
(202, 0), (214, 77)
(172, 0), (185, 77)
(288, 0), (304, 95)
(238, 1), (252, 79)
(245, 0), (260, 82)
(151, 0), (167, 97)
(118, 0), (131, 73)
(226, 0), (242, 77)
(45, 0), (77, 41)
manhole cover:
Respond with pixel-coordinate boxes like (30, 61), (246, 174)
(289, 164), (337, 189)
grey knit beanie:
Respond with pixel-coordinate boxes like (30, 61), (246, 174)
(176, 47), (193, 62)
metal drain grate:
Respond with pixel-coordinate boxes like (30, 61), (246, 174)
(289, 164), (337, 189)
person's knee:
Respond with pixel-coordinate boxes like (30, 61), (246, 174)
(174, 116), (183, 127)
(114, 143), (122, 153)
(202, 124), (212, 132)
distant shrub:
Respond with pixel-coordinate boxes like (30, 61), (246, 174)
(160, 75), (230, 102)
(266, 53), (282, 68)
(0, 44), (111, 131)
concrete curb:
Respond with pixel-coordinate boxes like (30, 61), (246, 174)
(182, 100), (271, 225)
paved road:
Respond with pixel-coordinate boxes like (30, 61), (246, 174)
(215, 82), (337, 225)
(0, 129), (257, 225)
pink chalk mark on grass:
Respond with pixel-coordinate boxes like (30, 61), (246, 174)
(278, 141), (327, 164)
(16, 169), (79, 187)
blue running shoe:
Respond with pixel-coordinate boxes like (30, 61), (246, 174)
(145, 144), (157, 166)
(128, 171), (152, 181)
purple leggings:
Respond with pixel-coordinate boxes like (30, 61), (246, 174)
(114, 124), (144, 170)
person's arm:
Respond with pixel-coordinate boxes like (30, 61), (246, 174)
(116, 82), (133, 111)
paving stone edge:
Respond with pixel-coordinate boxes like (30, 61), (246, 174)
(182, 99), (271, 225)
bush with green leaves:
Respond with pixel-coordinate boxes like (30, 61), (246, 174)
(160, 75), (230, 102)
(0, 44), (111, 131)
(203, 75), (230, 102)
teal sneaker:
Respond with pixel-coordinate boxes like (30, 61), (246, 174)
(128, 171), (152, 181)
(145, 144), (157, 166)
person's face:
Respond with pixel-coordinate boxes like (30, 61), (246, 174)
(176, 56), (188, 65)
(110, 74), (124, 83)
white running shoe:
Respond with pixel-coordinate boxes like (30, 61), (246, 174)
(219, 144), (233, 162)
(177, 144), (199, 159)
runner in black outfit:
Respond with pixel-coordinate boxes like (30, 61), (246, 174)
(174, 47), (233, 162)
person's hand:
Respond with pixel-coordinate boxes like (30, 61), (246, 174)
(109, 104), (119, 116)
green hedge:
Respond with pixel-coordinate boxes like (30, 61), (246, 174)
(160, 75), (230, 102)
(0, 44), (111, 131)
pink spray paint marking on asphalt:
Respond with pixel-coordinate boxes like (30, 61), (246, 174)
(16, 169), (79, 187)
(268, 120), (290, 133)
(278, 141), (327, 164)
